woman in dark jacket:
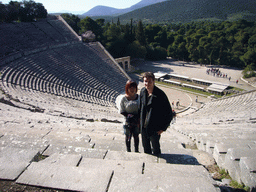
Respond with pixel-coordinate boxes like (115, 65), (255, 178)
(139, 72), (173, 155)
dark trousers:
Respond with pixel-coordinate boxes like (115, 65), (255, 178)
(141, 129), (161, 155)
(125, 134), (139, 152)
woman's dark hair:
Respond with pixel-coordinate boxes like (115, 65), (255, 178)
(125, 80), (138, 94)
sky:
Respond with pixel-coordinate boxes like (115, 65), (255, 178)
(1, 0), (142, 14)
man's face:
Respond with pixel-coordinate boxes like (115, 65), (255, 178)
(143, 77), (154, 91)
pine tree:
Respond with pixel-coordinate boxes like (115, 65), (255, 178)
(135, 20), (147, 46)
(117, 17), (120, 26)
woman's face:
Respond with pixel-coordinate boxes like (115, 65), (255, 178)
(127, 86), (137, 96)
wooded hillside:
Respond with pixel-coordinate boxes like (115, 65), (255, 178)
(116, 0), (256, 24)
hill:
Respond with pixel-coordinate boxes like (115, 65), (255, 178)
(83, 6), (122, 16)
(82, 0), (167, 17)
(116, 0), (256, 24)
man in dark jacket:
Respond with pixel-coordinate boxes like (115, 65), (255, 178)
(139, 72), (173, 155)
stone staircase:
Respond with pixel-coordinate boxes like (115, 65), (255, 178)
(0, 100), (220, 191)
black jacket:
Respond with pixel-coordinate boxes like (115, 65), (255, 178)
(139, 86), (173, 137)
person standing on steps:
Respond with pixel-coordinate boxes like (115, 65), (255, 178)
(119, 80), (140, 152)
(139, 72), (173, 156)
(176, 99), (180, 108)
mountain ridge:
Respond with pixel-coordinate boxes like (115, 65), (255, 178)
(115, 0), (256, 24)
(82, 0), (168, 17)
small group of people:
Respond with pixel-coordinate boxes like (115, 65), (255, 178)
(119, 72), (173, 155)
(172, 100), (180, 109)
(206, 68), (229, 79)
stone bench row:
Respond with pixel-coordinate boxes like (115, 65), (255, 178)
(173, 122), (256, 189)
(0, 105), (219, 191)
(182, 112), (254, 126)
(54, 44), (127, 93)
(1, 41), (128, 100)
(173, 91), (256, 189)
(2, 82), (122, 120)
(1, 56), (119, 106)
(43, 48), (122, 96)
(2, 81), (116, 109)
(47, 19), (79, 42)
(203, 91), (256, 112)
(87, 42), (110, 60)
(189, 92), (256, 121)
(0, 19), (80, 58)
(24, 51), (120, 98)
(0, 146), (219, 192)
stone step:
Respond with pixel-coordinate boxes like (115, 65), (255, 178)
(239, 157), (256, 189)
(16, 153), (220, 192)
(111, 163), (219, 192)
(16, 162), (113, 192)
(224, 148), (256, 182)
(0, 147), (39, 180)
(109, 175), (220, 192)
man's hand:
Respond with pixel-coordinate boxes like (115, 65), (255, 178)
(157, 130), (163, 135)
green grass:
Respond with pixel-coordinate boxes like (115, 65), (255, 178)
(155, 81), (223, 98)
(219, 168), (231, 180)
(208, 165), (251, 191)
(225, 86), (245, 97)
(133, 70), (244, 98)
(230, 180), (250, 191)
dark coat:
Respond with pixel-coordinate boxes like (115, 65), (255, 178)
(139, 86), (173, 137)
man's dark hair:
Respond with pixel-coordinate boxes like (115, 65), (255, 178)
(143, 72), (155, 81)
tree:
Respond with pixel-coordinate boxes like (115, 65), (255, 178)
(154, 29), (168, 48)
(145, 24), (162, 45)
(105, 37), (128, 58)
(117, 17), (120, 26)
(95, 19), (105, 27)
(135, 20), (146, 46)
(61, 13), (81, 34)
(0, 3), (7, 22)
(146, 46), (166, 61)
(167, 44), (177, 58)
(242, 63), (256, 78)
(0, 0), (47, 22)
(19, 0), (47, 22)
(127, 40), (147, 59)
(5, 1), (21, 22)
(104, 23), (121, 42)
(248, 34), (256, 50)
(167, 31), (175, 46)
(123, 23), (135, 44)
(34, 2), (47, 19)
(177, 42), (188, 61)
(241, 50), (256, 67)
(217, 36), (230, 65)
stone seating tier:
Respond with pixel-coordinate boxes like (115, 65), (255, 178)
(0, 44), (127, 106)
(0, 100), (220, 191)
(0, 19), (80, 58)
(173, 90), (256, 189)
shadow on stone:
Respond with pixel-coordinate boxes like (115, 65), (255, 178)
(159, 153), (200, 165)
